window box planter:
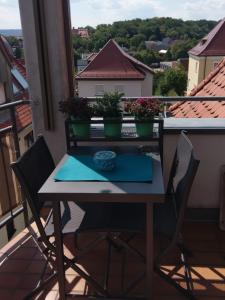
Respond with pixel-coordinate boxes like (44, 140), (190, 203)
(135, 119), (153, 137)
(71, 118), (90, 138)
(104, 118), (122, 138)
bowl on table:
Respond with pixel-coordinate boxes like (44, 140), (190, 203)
(93, 151), (117, 171)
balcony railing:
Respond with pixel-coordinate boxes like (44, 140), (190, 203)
(0, 99), (30, 245)
(1, 95), (225, 247)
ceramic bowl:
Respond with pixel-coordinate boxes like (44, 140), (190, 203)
(93, 151), (117, 171)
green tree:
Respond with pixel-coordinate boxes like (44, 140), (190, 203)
(154, 66), (187, 96)
(14, 47), (22, 59)
(130, 34), (146, 48)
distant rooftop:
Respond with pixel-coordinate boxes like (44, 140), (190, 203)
(0, 35), (31, 130)
(189, 18), (225, 57)
(170, 58), (225, 118)
(76, 39), (154, 80)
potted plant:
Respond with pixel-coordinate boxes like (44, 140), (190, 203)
(124, 98), (162, 137)
(93, 91), (123, 138)
(59, 97), (92, 138)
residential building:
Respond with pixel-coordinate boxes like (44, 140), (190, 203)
(77, 53), (98, 72)
(0, 34), (32, 154)
(187, 18), (225, 94)
(170, 57), (225, 117)
(76, 39), (154, 97)
(0, 2), (225, 299)
(72, 27), (89, 38)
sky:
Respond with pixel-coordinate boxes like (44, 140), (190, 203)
(0, 0), (225, 29)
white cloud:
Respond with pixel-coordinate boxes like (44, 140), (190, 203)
(183, 0), (225, 20)
(0, 0), (21, 28)
(0, 0), (223, 29)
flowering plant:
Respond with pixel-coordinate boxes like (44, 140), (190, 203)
(124, 98), (162, 120)
(59, 97), (92, 120)
(93, 91), (123, 118)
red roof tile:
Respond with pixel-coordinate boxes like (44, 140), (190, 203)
(76, 39), (154, 80)
(0, 105), (32, 131)
(170, 58), (225, 118)
(189, 18), (225, 57)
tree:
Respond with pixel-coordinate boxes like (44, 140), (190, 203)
(154, 66), (187, 96)
(130, 34), (146, 48)
(14, 47), (22, 59)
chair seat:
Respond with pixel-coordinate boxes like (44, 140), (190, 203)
(108, 201), (177, 238)
(45, 202), (112, 236)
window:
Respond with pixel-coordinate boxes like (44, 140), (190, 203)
(115, 85), (124, 94)
(95, 84), (104, 96)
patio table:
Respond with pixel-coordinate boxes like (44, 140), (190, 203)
(38, 146), (165, 300)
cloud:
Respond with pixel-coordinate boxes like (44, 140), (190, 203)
(0, 0), (223, 29)
(183, 0), (225, 20)
(70, 0), (162, 26)
(0, 0), (21, 29)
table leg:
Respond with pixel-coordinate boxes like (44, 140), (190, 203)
(146, 202), (153, 300)
(53, 201), (66, 300)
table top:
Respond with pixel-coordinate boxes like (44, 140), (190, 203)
(38, 146), (165, 204)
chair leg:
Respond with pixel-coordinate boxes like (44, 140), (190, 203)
(103, 240), (112, 290)
(121, 248), (126, 294)
(154, 266), (197, 300)
(109, 234), (145, 263)
(23, 272), (58, 300)
(181, 252), (194, 292)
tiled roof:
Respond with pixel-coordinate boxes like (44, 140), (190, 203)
(0, 105), (32, 131)
(170, 58), (225, 118)
(189, 18), (225, 57)
(76, 39), (154, 80)
(0, 35), (13, 66)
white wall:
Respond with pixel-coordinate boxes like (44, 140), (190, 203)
(164, 133), (225, 208)
(141, 70), (153, 96)
(77, 80), (143, 97)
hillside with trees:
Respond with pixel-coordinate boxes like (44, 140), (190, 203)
(72, 17), (217, 64)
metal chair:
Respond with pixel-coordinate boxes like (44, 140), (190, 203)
(108, 131), (200, 299)
(11, 136), (111, 299)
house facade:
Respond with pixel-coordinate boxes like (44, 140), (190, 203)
(0, 35), (33, 154)
(187, 18), (225, 94)
(170, 58), (225, 118)
(76, 39), (154, 97)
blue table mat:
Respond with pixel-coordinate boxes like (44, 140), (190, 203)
(54, 154), (153, 182)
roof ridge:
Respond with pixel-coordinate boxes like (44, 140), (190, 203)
(112, 39), (154, 74)
(189, 18), (225, 56)
(77, 39), (113, 76)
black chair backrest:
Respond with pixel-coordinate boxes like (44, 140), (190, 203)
(11, 136), (55, 244)
(167, 132), (200, 240)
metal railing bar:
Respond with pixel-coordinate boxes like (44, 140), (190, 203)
(0, 126), (12, 135)
(0, 206), (24, 230)
(85, 96), (225, 103)
(0, 100), (31, 112)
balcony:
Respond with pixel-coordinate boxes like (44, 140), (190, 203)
(0, 217), (224, 299)
(0, 1), (225, 299)
(0, 98), (225, 299)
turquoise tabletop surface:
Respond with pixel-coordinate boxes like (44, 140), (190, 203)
(54, 154), (153, 182)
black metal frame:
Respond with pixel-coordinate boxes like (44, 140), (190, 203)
(105, 132), (200, 299)
(0, 99), (31, 242)
(65, 117), (164, 166)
